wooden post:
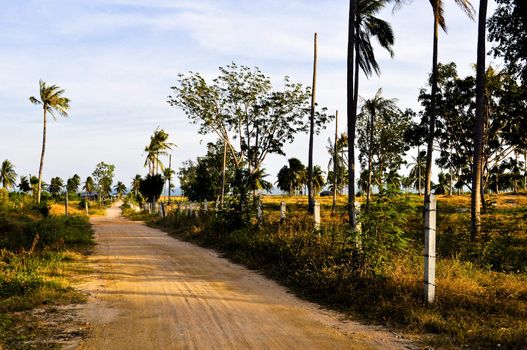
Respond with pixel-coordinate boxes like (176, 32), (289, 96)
(307, 32), (318, 213)
(353, 201), (362, 247)
(257, 197), (263, 221)
(280, 202), (286, 221)
(424, 194), (437, 304)
(313, 201), (321, 229)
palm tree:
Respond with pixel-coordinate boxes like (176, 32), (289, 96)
(312, 165), (326, 194)
(359, 88), (398, 205)
(18, 176), (31, 193)
(407, 150), (427, 195)
(471, 0), (488, 240)
(49, 177), (64, 196)
(144, 128), (175, 175)
(0, 160), (17, 189)
(131, 175), (142, 197)
(249, 168), (273, 194)
(67, 174), (81, 194)
(423, 0), (475, 198)
(163, 167), (175, 202)
(84, 176), (95, 195)
(348, 0), (395, 223)
(114, 181), (127, 198)
(327, 133), (349, 195)
(29, 80), (70, 203)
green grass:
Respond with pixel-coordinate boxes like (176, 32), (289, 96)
(0, 193), (94, 349)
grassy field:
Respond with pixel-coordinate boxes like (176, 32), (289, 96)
(0, 193), (94, 349)
(143, 192), (527, 349)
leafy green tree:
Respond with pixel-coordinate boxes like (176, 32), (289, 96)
(178, 141), (235, 201)
(421, 0), (475, 198)
(29, 80), (71, 203)
(169, 63), (330, 201)
(0, 160), (17, 190)
(357, 89), (404, 204)
(49, 177), (64, 195)
(114, 181), (127, 198)
(66, 174), (81, 193)
(18, 176), (31, 193)
(139, 174), (164, 203)
(92, 162), (115, 201)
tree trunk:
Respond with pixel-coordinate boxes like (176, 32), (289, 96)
(65, 191), (69, 216)
(307, 32), (318, 214)
(425, 16), (439, 198)
(366, 110), (374, 205)
(347, 0), (357, 224)
(523, 150), (527, 191)
(168, 155), (172, 204)
(332, 110), (338, 214)
(418, 145), (422, 195)
(220, 140), (227, 207)
(37, 106), (47, 204)
(471, 0), (488, 240)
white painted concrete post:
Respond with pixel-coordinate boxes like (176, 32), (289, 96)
(424, 194), (437, 304)
(203, 201), (208, 213)
(257, 198), (263, 221)
(193, 202), (198, 217)
(313, 201), (321, 229)
(280, 202), (286, 221)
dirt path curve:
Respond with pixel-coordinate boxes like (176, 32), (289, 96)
(78, 204), (417, 350)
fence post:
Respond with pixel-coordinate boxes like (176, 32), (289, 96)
(353, 201), (362, 247)
(424, 194), (437, 304)
(257, 197), (263, 221)
(203, 201), (208, 213)
(160, 203), (165, 217)
(280, 202), (286, 221)
(313, 201), (320, 229)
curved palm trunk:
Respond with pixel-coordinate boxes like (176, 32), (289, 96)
(308, 33), (318, 214)
(37, 106), (47, 204)
(425, 16), (439, 198)
(347, 0), (357, 224)
(366, 109), (374, 205)
(471, 0), (488, 240)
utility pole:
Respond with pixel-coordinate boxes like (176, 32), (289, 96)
(307, 32), (318, 213)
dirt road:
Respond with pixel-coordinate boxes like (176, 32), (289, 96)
(78, 205), (416, 350)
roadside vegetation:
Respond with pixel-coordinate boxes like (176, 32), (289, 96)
(126, 191), (527, 349)
(0, 189), (94, 349)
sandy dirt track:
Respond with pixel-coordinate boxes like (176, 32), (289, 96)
(78, 205), (417, 350)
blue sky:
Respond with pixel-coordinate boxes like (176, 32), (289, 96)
(0, 0), (498, 189)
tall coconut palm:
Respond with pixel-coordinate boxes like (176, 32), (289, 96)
(471, 0), (488, 240)
(29, 80), (70, 203)
(407, 150), (427, 194)
(0, 160), (17, 189)
(18, 176), (31, 193)
(131, 175), (142, 197)
(67, 174), (81, 194)
(422, 0), (475, 198)
(348, 0), (395, 223)
(84, 176), (95, 195)
(312, 165), (326, 194)
(144, 128), (175, 175)
(114, 181), (127, 198)
(359, 88), (398, 205)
